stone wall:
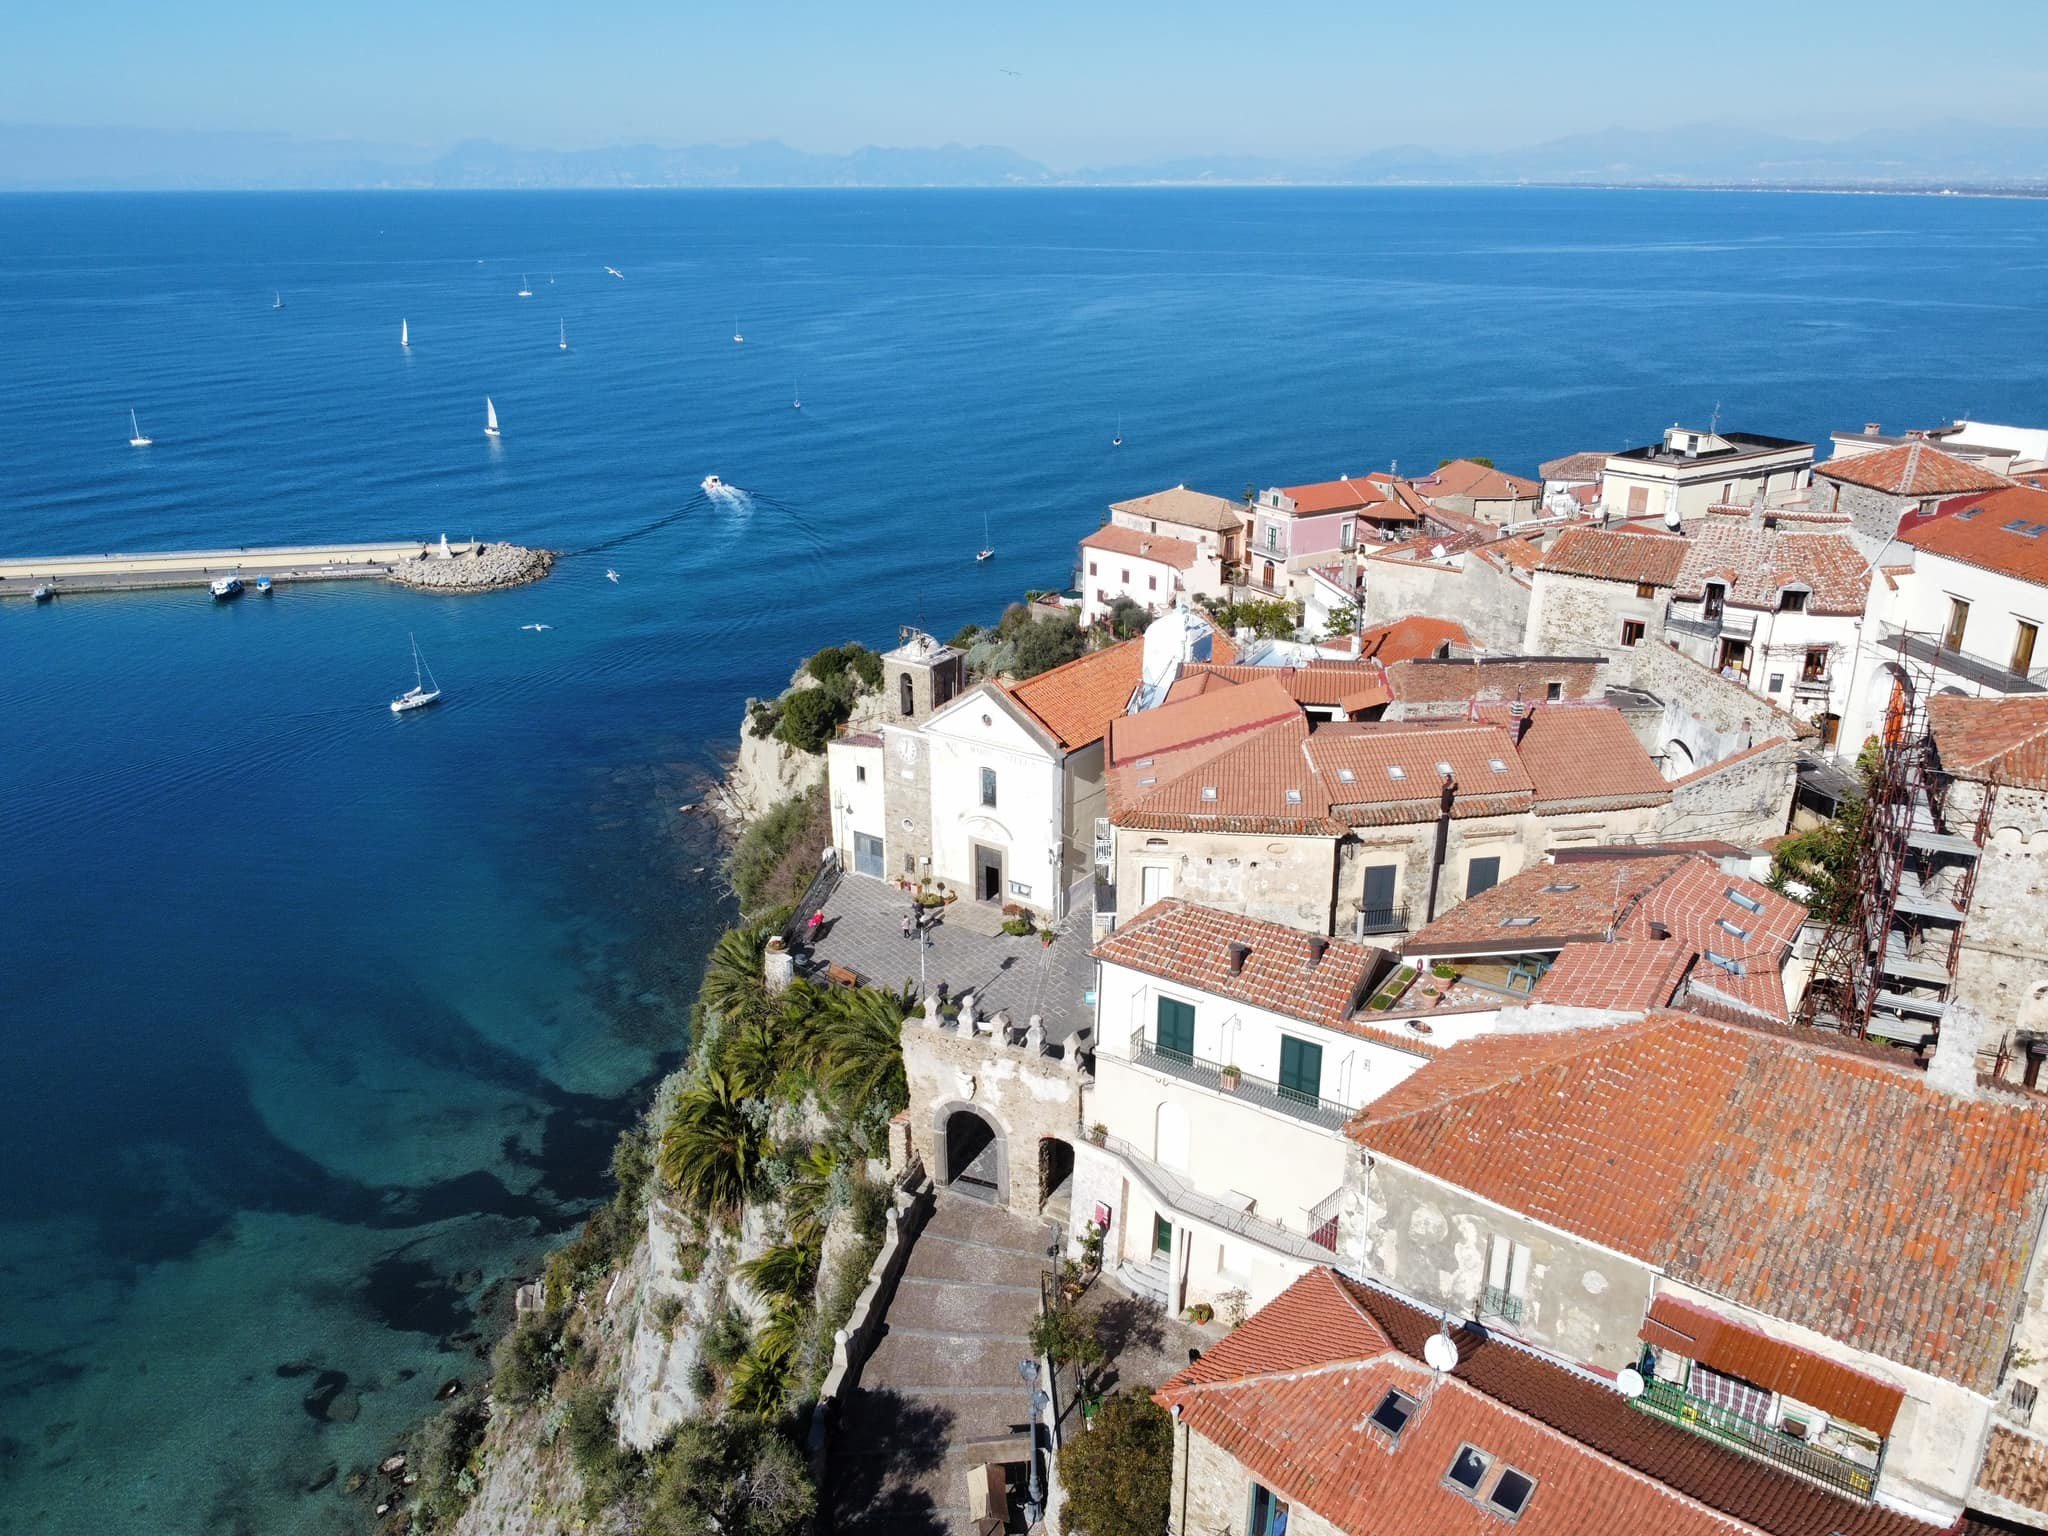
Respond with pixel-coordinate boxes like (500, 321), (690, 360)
(880, 723), (934, 881)
(1822, 478), (1914, 555)
(1951, 779), (2048, 1055)
(1114, 826), (1339, 932)
(1524, 569), (1666, 655)
(901, 1000), (1086, 1212)
(1615, 641), (1812, 772)
(1169, 1420), (1344, 1536)
(1360, 550), (1529, 654)
(1657, 737), (1799, 845)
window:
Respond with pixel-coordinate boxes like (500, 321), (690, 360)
(1153, 1213), (1174, 1256)
(1725, 888), (1764, 914)
(1368, 1388), (1418, 1443)
(1265, 524), (1281, 553)
(1361, 863), (1399, 931)
(1342, 521), (1357, 552)
(1155, 996), (1195, 1061)
(1620, 619), (1646, 647)
(1087, 561), (1098, 576)
(1387, 765), (1407, 781)
(1499, 916), (1537, 928)
(2015, 620), (2039, 676)
(855, 765), (867, 783)
(1466, 855), (1501, 898)
(1446, 1444), (1493, 1495)
(1702, 582), (1726, 622)
(1488, 1467), (1537, 1519)
(1626, 485), (1648, 515)
(1147, 575), (1158, 591)
(1121, 568), (1131, 583)
(1545, 681), (1562, 701)
(1720, 481), (1734, 503)
(1689, 1362), (1771, 1423)
(1278, 1036), (1324, 1107)
(1139, 864), (1170, 906)
(980, 767), (997, 808)
(1945, 596), (1971, 652)
(1803, 646), (1828, 681)
(1717, 917), (1750, 940)
(1767, 673), (1784, 693)
(1778, 587), (1808, 612)
(1636, 581), (1657, 599)
(1487, 758), (1508, 773)
(1704, 949), (1746, 976)
(1248, 1483), (1290, 1536)
(1484, 1234), (1531, 1323)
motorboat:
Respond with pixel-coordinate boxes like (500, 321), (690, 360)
(210, 577), (244, 600)
(702, 474), (724, 494)
(32, 584), (53, 602)
(255, 576), (274, 595)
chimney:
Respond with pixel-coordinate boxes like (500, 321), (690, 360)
(1864, 421), (1882, 436)
(1509, 698), (1533, 745)
(1228, 941), (1252, 975)
(1647, 920), (1670, 941)
(1307, 936), (1329, 969)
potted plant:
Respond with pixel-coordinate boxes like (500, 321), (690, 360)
(1039, 928), (1054, 947)
(1219, 1064), (1243, 1093)
(1087, 1122), (1108, 1147)
(1185, 1302), (1214, 1325)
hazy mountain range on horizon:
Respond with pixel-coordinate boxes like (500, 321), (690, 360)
(4, 118), (2046, 191)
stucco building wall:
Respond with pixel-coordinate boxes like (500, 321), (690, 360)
(1112, 827), (1339, 932)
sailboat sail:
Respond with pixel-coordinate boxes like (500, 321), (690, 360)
(401, 319), (409, 347)
(485, 397), (500, 435)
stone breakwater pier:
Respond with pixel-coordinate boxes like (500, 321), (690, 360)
(0, 538), (554, 598)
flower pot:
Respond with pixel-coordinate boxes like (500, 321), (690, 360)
(1219, 1069), (1242, 1093)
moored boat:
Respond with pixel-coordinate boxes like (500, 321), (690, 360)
(210, 577), (244, 600)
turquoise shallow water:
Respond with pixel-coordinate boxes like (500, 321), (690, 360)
(1, 188), (2044, 1534)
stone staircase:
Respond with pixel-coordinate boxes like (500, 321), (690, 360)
(831, 1194), (1056, 1533)
(1117, 1252), (1171, 1309)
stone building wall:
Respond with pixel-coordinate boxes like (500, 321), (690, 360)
(901, 1002), (1085, 1213)
(1169, 1423), (1344, 1536)
(1819, 478), (1914, 555)
(1615, 641), (1811, 772)
(1113, 827), (1339, 932)
(1657, 737), (1799, 845)
(879, 724), (934, 881)
(1950, 778), (2048, 1055)
(1359, 549), (1531, 654)
(1524, 569), (1667, 656)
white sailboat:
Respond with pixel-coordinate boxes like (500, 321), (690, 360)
(272, 290), (284, 311)
(1113, 414), (1123, 447)
(976, 508), (994, 563)
(517, 275), (533, 298)
(128, 409), (152, 448)
(401, 318), (410, 348)
(484, 397), (501, 438)
(732, 317), (744, 345)
(559, 319), (568, 351)
(792, 378), (801, 410)
(390, 634), (443, 714)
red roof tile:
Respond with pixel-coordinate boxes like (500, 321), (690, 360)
(1357, 614), (1470, 662)
(1929, 694), (2048, 791)
(1540, 451), (1612, 482)
(1349, 1013), (2048, 1391)
(1900, 484), (2048, 586)
(1306, 720), (1536, 825)
(1005, 638), (1144, 750)
(1418, 458), (1542, 502)
(1529, 939), (1690, 1012)
(1474, 702), (1670, 811)
(1278, 477), (1380, 514)
(1640, 1295), (1905, 1437)
(1673, 526), (1870, 615)
(1107, 484), (1246, 533)
(1178, 660), (1393, 712)
(1107, 674), (1301, 766)
(1977, 1425), (2048, 1516)
(1818, 441), (2009, 497)
(1540, 527), (1690, 586)
(1080, 523), (1200, 570)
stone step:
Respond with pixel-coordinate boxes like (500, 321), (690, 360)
(922, 1200), (1058, 1257)
(835, 1387), (1033, 1451)
(862, 1330), (1039, 1391)
(905, 1235), (1046, 1287)
(886, 1281), (1041, 1337)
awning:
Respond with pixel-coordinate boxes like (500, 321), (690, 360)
(1641, 1295), (1905, 1436)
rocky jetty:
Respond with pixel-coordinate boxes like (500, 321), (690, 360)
(387, 542), (554, 593)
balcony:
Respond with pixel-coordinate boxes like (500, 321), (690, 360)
(1635, 1378), (1878, 1501)
(1791, 672), (1833, 699)
(1092, 1131), (1337, 1264)
(1482, 1285), (1526, 1326)
(1877, 623), (2047, 695)
(1129, 1027), (1359, 1132)
(1356, 903), (1409, 937)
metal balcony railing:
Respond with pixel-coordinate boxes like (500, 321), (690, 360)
(1308, 1187), (1346, 1252)
(1481, 1285), (1525, 1325)
(1877, 623), (2048, 696)
(1357, 903), (1408, 937)
(1634, 1378), (1878, 1501)
(1129, 1027), (1358, 1131)
(1092, 1132), (1334, 1263)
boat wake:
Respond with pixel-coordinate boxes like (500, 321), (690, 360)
(701, 474), (750, 506)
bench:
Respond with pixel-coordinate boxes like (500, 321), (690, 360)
(823, 962), (862, 989)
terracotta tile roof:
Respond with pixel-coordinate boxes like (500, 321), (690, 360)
(1977, 1425), (2048, 1516)
(1158, 1268), (1930, 1536)
(1079, 523), (1199, 570)
(1357, 614), (1470, 662)
(1339, 1274), (1937, 1536)
(1540, 527), (1690, 586)
(1107, 674), (1301, 766)
(1480, 534), (1549, 575)
(1417, 458), (1543, 502)
(1385, 657), (1606, 709)
(1405, 854), (1695, 953)
(1929, 694), (2048, 790)
(1640, 1295), (1905, 1436)
(1529, 939), (1690, 1012)
(1673, 526), (1871, 615)
(1111, 712), (1339, 835)
(1541, 450), (1612, 482)
(1179, 660), (1393, 712)
(1474, 702), (1670, 811)
(1818, 441), (2009, 496)
(1614, 855), (1805, 1019)
(1900, 485), (2048, 586)
(1349, 1012), (2048, 1391)
(1277, 476), (1380, 514)
(1091, 900), (1400, 1043)
(1107, 484), (1246, 533)
(1005, 638), (1144, 751)
(1306, 720), (1536, 825)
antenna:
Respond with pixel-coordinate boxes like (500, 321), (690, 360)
(1615, 1367), (1646, 1400)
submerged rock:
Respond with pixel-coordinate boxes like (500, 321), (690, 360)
(305, 1464), (338, 1494)
(436, 1378), (464, 1400)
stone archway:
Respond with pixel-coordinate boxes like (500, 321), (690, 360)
(935, 1102), (1007, 1204)
(1661, 738), (1694, 782)
(1038, 1136), (1075, 1222)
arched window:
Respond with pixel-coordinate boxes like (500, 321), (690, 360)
(899, 673), (914, 718)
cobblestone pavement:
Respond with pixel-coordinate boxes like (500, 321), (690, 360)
(830, 1194), (1060, 1535)
(798, 873), (1096, 1044)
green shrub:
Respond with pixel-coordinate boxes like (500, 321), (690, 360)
(413, 1394), (489, 1529)
(730, 785), (829, 911)
(776, 687), (850, 754)
(1000, 915), (1036, 937)
(491, 1319), (558, 1403)
(1011, 614), (1088, 679)
(848, 1178), (891, 1241)
(1058, 1391), (1174, 1536)
(845, 645), (883, 691)
(1106, 596), (1149, 639)
(1211, 597), (1300, 639)
(566, 1384), (639, 1513)
(950, 622), (982, 647)
(746, 698), (783, 739)
(644, 1414), (815, 1536)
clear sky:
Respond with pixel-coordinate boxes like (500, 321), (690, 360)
(9, 0), (2047, 165)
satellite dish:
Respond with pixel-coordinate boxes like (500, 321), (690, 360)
(1423, 1332), (1459, 1373)
(1615, 1367), (1646, 1400)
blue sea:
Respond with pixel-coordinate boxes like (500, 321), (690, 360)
(2, 188), (2044, 1534)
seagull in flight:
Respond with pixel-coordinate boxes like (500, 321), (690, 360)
(604, 266), (625, 279)
(998, 67), (1021, 76)
(605, 568), (620, 583)
(520, 622), (553, 632)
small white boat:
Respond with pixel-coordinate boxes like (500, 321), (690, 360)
(32, 584), (53, 602)
(1113, 414), (1123, 447)
(272, 291), (285, 311)
(517, 275), (533, 298)
(702, 474), (724, 494)
(401, 318), (410, 348)
(732, 317), (744, 345)
(548, 273), (555, 285)
(391, 635), (443, 714)
(976, 508), (995, 562)
(558, 319), (568, 351)
(128, 409), (152, 448)
(255, 576), (274, 595)
(211, 577), (244, 600)
(484, 397), (500, 438)
(793, 379), (801, 410)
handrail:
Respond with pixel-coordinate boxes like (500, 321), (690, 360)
(1128, 1026), (1358, 1131)
(1635, 1377), (1877, 1501)
(1094, 1132), (1333, 1262)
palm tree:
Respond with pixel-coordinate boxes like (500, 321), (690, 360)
(781, 1143), (842, 1247)
(725, 1337), (795, 1414)
(817, 986), (913, 1118)
(658, 1067), (766, 1216)
(722, 1015), (787, 1101)
(739, 1239), (820, 1307)
(701, 922), (774, 1032)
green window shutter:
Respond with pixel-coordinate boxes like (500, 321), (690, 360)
(1278, 1036), (1323, 1106)
(1155, 997), (1195, 1061)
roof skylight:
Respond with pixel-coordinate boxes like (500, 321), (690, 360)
(1725, 888), (1764, 914)
(1717, 918), (1750, 939)
(1445, 1445), (1492, 1495)
(1337, 768), (1357, 784)
(1368, 1388), (1417, 1443)
(1200, 786), (1218, 801)
(1541, 882), (1579, 894)
(1488, 1466), (1537, 1519)
(1488, 758), (1508, 773)
(1436, 761), (1454, 776)
(1705, 949), (1746, 976)
(1500, 916), (1538, 928)
(1285, 788), (1303, 804)
(1387, 765), (1407, 781)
